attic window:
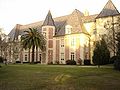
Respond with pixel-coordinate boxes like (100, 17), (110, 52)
(65, 25), (72, 34)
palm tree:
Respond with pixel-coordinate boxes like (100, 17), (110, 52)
(21, 28), (46, 63)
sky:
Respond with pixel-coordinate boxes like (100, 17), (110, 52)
(0, 0), (120, 34)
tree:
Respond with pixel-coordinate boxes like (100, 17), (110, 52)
(104, 17), (120, 56)
(104, 20), (116, 56)
(114, 32), (120, 70)
(21, 28), (46, 63)
(92, 38), (110, 68)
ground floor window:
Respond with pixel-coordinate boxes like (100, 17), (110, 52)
(71, 52), (74, 60)
(25, 54), (27, 61)
(39, 54), (41, 62)
(61, 53), (64, 60)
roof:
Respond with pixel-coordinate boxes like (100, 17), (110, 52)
(43, 10), (55, 26)
(66, 9), (88, 34)
(7, 9), (97, 39)
(8, 24), (22, 41)
(82, 14), (98, 23)
(96, 0), (119, 18)
(8, 0), (120, 40)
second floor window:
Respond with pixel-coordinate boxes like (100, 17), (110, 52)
(61, 53), (64, 60)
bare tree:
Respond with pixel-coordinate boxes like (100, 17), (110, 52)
(104, 17), (120, 56)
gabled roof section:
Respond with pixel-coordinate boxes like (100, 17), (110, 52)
(8, 24), (22, 41)
(96, 0), (119, 18)
(43, 10), (55, 26)
(66, 9), (89, 35)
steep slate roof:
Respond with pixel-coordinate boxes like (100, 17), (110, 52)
(7, 10), (96, 40)
(96, 0), (119, 18)
(8, 24), (22, 41)
(10, 0), (120, 40)
(43, 10), (55, 26)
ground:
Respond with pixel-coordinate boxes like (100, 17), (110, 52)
(0, 64), (120, 90)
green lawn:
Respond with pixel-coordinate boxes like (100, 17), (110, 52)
(0, 64), (120, 90)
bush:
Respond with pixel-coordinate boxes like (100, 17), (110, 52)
(16, 61), (21, 63)
(114, 57), (120, 71)
(55, 60), (59, 64)
(48, 61), (53, 65)
(66, 60), (76, 65)
(0, 56), (4, 63)
(77, 58), (82, 65)
(84, 59), (91, 65)
(109, 56), (118, 64)
(92, 38), (110, 66)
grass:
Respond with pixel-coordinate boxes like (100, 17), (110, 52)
(0, 64), (120, 90)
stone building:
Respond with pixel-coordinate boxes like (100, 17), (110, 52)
(4, 0), (120, 64)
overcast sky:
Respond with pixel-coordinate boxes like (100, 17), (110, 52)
(0, 0), (120, 34)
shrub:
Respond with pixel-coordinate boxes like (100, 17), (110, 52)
(66, 60), (76, 65)
(114, 57), (120, 71)
(84, 59), (91, 65)
(0, 56), (4, 63)
(77, 58), (82, 65)
(55, 60), (59, 64)
(48, 61), (53, 65)
(109, 56), (117, 64)
(16, 61), (21, 63)
(92, 38), (110, 67)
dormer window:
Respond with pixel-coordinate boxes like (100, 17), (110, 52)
(65, 25), (72, 34)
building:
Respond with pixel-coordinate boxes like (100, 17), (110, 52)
(3, 0), (120, 64)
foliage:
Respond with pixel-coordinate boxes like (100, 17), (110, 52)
(92, 38), (110, 67)
(66, 60), (76, 65)
(84, 59), (91, 65)
(109, 56), (118, 64)
(48, 61), (53, 65)
(21, 28), (46, 63)
(114, 57), (120, 71)
(55, 60), (59, 64)
(104, 17), (120, 56)
(77, 58), (82, 65)
(0, 56), (4, 63)
(114, 32), (120, 70)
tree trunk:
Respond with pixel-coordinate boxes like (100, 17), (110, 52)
(36, 47), (38, 63)
(32, 45), (35, 63)
(98, 65), (100, 68)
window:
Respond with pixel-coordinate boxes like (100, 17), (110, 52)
(71, 52), (74, 60)
(43, 32), (46, 37)
(71, 37), (75, 46)
(42, 28), (47, 38)
(49, 28), (53, 39)
(65, 25), (72, 34)
(61, 39), (64, 47)
(25, 54), (27, 61)
(39, 54), (41, 62)
(43, 28), (46, 31)
(61, 53), (64, 60)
